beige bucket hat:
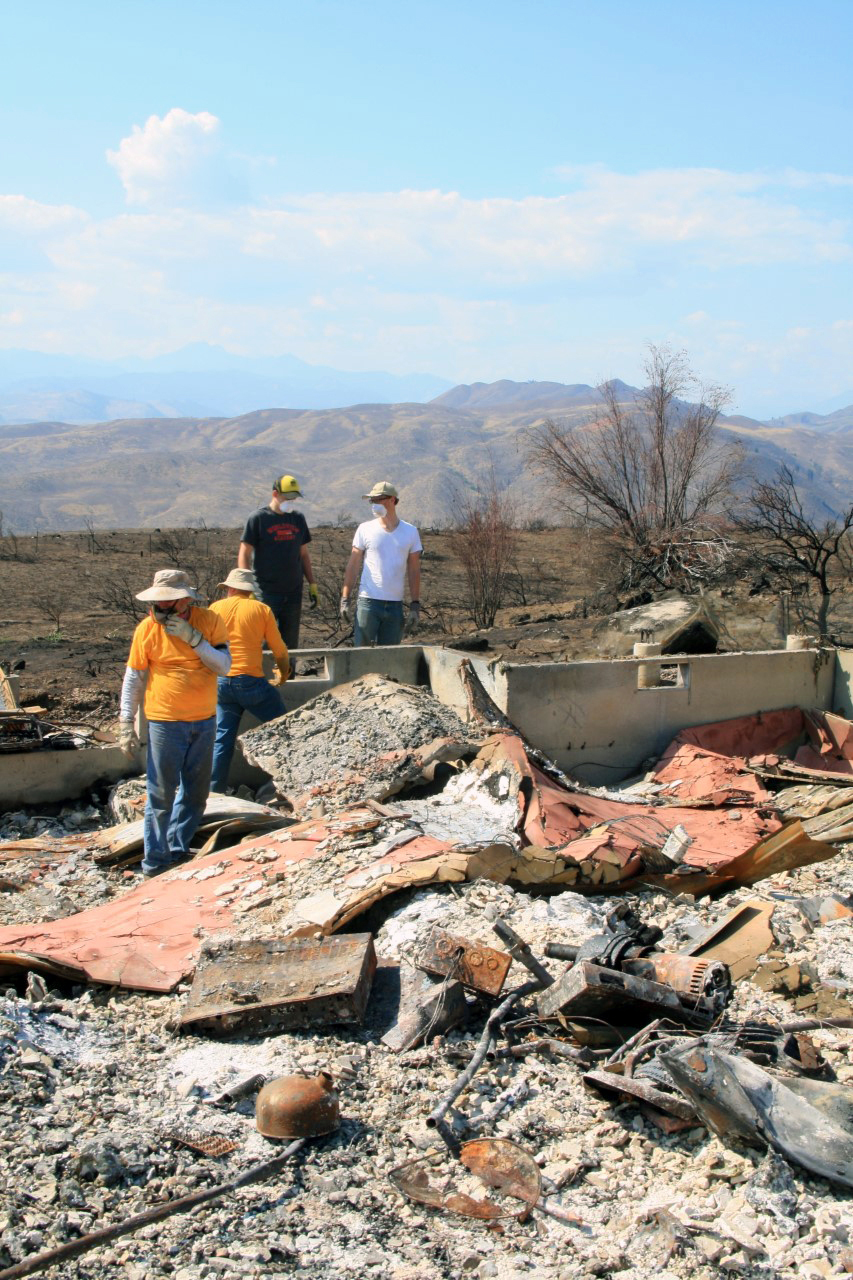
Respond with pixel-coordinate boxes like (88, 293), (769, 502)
(136, 568), (202, 602)
(362, 480), (399, 500)
(217, 567), (260, 593)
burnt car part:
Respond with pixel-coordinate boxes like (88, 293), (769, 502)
(541, 904), (731, 1022)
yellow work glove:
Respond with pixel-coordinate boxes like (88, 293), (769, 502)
(271, 659), (291, 686)
(308, 583), (319, 609)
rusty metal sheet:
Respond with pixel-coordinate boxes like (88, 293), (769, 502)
(180, 934), (376, 1034)
(389, 1138), (541, 1221)
(684, 899), (776, 983)
(418, 927), (511, 996)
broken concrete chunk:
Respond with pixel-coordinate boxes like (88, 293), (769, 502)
(239, 673), (482, 813)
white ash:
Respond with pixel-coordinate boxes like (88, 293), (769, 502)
(0, 827), (850, 1278)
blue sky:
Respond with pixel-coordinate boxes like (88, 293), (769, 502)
(1, 0), (851, 415)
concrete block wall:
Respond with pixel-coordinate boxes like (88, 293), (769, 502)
(497, 647), (836, 783)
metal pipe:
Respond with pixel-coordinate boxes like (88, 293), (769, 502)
(427, 981), (541, 1130)
(543, 942), (579, 962)
(0, 1139), (306, 1280)
(492, 920), (554, 987)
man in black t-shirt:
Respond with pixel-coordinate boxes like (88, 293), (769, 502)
(238, 474), (318, 650)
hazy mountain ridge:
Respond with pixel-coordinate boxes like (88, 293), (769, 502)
(0, 345), (453, 422)
(2, 378), (852, 533)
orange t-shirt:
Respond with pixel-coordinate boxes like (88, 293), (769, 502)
(128, 606), (229, 722)
(209, 596), (289, 678)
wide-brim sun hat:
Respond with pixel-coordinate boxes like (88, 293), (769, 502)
(136, 568), (202, 602)
(217, 567), (260, 593)
(362, 481), (399, 500)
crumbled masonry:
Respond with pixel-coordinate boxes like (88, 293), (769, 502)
(0, 672), (852, 1279)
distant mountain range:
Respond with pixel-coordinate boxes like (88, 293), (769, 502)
(0, 344), (453, 422)
(1, 372), (852, 533)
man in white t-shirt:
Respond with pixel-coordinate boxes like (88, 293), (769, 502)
(339, 481), (422, 646)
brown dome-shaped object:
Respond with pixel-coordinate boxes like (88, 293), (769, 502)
(256, 1071), (340, 1140)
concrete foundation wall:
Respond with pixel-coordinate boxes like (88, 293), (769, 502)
(499, 647), (835, 783)
(833, 650), (853, 719)
(2, 643), (845, 807)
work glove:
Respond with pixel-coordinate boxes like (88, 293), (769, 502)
(272, 658), (291, 686)
(340, 597), (353, 625)
(405, 601), (421, 635)
(163, 614), (202, 647)
(308, 583), (319, 610)
(117, 719), (140, 759)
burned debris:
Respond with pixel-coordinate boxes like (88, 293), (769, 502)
(0, 669), (852, 1277)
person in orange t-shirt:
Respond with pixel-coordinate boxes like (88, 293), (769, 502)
(208, 567), (290, 791)
(117, 569), (231, 877)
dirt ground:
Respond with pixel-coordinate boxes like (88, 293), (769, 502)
(0, 524), (586, 728)
(0, 522), (851, 731)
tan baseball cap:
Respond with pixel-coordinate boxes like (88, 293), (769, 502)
(362, 481), (399, 500)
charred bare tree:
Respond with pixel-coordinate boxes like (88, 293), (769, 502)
(449, 469), (517, 629)
(528, 346), (741, 592)
(735, 465), (853, 638)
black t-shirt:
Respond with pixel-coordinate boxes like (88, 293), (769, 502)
(241, 507), (312, 595)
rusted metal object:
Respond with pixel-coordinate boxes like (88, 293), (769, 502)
(623, 953), (731, 1005)
(536, 960), (722, 1028)
(389, 1138), (541, 1221)
(583, 1067), (696, 1122)
(418, 927), (512, 997)
(492, 919), (554, 988)
(166, 1129), (239, 1157)
(0, 712), (45, 753)
(256, 1072), (340, 1140)
(180, 934), (376, 1034)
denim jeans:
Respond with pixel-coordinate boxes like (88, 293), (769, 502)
(259, 588), (302, 651)
(354, 598), (404, 647)
(143, 717), (216, 873)
(210, 675), (285, 791)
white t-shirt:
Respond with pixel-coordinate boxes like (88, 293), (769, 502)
(353, 518), (423, 601)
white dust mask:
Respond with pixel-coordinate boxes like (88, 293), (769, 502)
(371, 504), (386, 516)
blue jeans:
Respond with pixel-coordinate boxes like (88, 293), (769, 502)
(354, 598), (404, 647)
(143, 717), (216, 873)
(210, 675), (285, 791)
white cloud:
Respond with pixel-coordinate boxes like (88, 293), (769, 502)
(106, 109), (228, 207)
(0, 154), (852, 410)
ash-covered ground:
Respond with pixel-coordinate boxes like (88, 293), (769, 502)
(1, 775), (852, 1280)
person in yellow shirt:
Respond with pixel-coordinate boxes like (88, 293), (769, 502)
(117, 568), (231, 877)
(208, 567), (290, 792)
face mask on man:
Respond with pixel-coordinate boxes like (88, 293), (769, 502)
(371, 503), (386, 517)
(152, 603), (179, 623)
(278, 500), (296, 513)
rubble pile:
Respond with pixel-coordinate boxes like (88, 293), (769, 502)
(0, 673), (851, 1279)
(239, 673), (481, 812)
